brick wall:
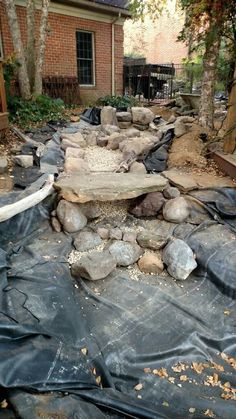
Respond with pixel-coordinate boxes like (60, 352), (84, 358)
(0, 1), (124, 103)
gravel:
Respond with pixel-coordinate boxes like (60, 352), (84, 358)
(84, 146), (122, 172)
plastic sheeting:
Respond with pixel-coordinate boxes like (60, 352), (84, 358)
(0, 188), (236, 418)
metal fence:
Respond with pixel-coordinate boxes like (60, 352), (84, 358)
(123, 62), (203, 101)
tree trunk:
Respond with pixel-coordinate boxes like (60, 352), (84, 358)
(33, 0), (50, 96)
(223, 66), (236, 153)
(3, 0), (31, 99)
(199, 33), (221, 130)
(26, 0), (36, 91)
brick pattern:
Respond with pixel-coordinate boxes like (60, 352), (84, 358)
(0, 1), (124, 103)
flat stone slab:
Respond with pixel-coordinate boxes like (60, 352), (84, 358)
(54, 173), (168, 203)
(162, 170), (235, 192)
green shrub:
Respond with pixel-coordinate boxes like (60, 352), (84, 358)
(8, 95), (65, 129)
(97, 95), (138, 109)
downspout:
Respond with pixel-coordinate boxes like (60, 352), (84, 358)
(112, 13), (121, 95)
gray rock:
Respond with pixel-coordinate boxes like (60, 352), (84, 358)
(64, 157), (90, 173)
(163, 197), (189, 223)
(61, 138), (84, 150)
(137, 232), (167, 250)
(174, 120), (187, 138)
(129, 161), (147, 174)
(97, 227), (110, 240)
(132, 107), (154, 125)
(110, 228), (122, 240)
(97, 137), (108, 147)
(13, 155), (33, 168)
(65, 147), (85, 159)
(116, 111), (132, 122)
(163, 238), (197, 280)
(57, 199), (87, 233)
(123, 127), (141, 138)
(107, 133), (127, 150)
(119, 137), (153, 158)
(101, 106), (118, 126)
(0, 157), (8, 174)
(118, 122), (132, 129)
(61, 132), (87, 147)
(54, 173), (168, 203)
(51, 217), (62, 233)
(138, 252), (164, 274)
(74, 231), (102, 251)
(86, 131), (99, 146)
(71, 250), (116, 280)
(102, 124), (120, 135)
(129, 192), (165, 217)
(79, 202), (101, 219)
(109, 240), (143, 266)
(163, 186), (180, 199)
(122, 231), (137, 242)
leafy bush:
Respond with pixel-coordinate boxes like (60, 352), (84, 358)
(8, 95), (65, 128)
(97, 95), (138, 109)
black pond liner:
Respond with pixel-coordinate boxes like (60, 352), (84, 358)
(0, 187), (235, 418)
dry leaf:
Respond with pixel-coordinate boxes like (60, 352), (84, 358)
(92, 367), (96, 375)
(224, 309), (230, 316)
(189, 407), (196, 413)
(204, 373), (221, 387)
(191, 362), (205, 374)
(220, 352), (236, 370)
(168, 377), (175, 383)
(0, 400), (8, 408)
(204, 409), (215, 418)
(153, 368), (168, 378)
(144, 367), (152, 373)
(162, 401), (169, 407)
(180, 375), (188, 382)
(134, 383), (143, 391)
(81, 347), (88, 356)
(223, 381), (231, 389)
(210, 362), (224, 372)
(172, 362), (186, 373)
(137, 394), (142, 399)
(96, 376), (101, 385)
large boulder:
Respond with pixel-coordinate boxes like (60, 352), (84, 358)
(116, 111), (132, 122)
(131, 107), (154, 125)
(163, 238), (197, 280)
(119, 137), (153, 158)
(57, 199), (87, 233)
(101, 106), (118, 126)
(13, 155), (33, 168)
(61, 132), (86, 148)
(107, 133), (127, 150)
(129, 161), (147, 174)
(65, 147), (85, 159)
(163, 197), (189, 223)
(123, 127), (141, 138)
(138, 252), (164, 274)
(102, 124), (120, 136)
(74, 231), (102, 252)
(108, 240), (143, 267)
(71, 250), (116, 280)
(64, 157), (90, 173)
(129, 192), (165, 217)
(137, 231), (167, 250)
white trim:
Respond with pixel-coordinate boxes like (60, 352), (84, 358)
(76, 30), (96, 87)
(14, 0), (125, 25)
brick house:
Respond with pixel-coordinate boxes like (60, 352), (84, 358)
(0, 0), (130, 103)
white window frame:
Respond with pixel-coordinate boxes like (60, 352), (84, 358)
(76, 30), (96, 87)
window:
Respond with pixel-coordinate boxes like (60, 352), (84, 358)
(76, 31), (95, 85)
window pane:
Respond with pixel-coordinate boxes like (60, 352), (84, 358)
(76, 31), (94, 84)
(78, 59), (93, 85)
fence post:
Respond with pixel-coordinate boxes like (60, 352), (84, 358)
(170, 63), (174, 98)
(190, 62), (194, 93)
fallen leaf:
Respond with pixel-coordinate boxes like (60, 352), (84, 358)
(137, 394), (142, 399)
(96, 376), (101, 385)
(191, 362), (206, 374)
(223, 381), (231, 389)
(162, 401), (169, 407)
(0, 400), (8, 408)
(180, 375), (188, 382)
(210, 362), (224, 372)
(81, 347), (88, 356)
(153, 368), (168, 378)
(168, 377), (175, 383)
(172, 362), (186, 373)
(224, 309), (230, 316)
(189, 407), (196, 413)
(220, 352), (236, 370)
(134, 383), (143, 391)
(144, 367), (152, 373)
(204, 409), (215, 418)
(204, 373), (221, 387)
(92, 367), (96, 375)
